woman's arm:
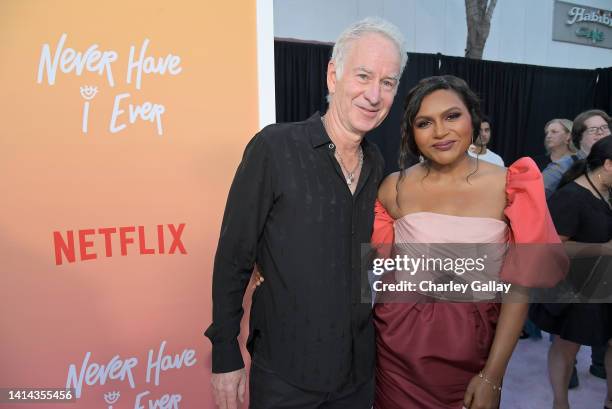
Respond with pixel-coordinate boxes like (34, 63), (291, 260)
(463, 286), (529, 409)
(482, 286), (529, 383)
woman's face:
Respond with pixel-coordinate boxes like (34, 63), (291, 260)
(412, 89), (473, 165)
(544, 122), (570, 151)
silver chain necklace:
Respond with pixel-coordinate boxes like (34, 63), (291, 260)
(336, 147), (363, 186)
(321, 115), (364, 186)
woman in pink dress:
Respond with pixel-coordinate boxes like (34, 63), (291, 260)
(372, 75), (566, 409)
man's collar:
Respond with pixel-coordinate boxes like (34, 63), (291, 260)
(306, 112), (331, 148)
(306, 112), (373, 152)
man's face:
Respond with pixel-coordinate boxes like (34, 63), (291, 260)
(477, 121), (491, 146)
(581, 115), (610, 154)
(327, 33), (401, 136)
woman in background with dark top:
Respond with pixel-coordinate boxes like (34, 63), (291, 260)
(525, 118), (577, 341)
(533, 119), (576, 171)
(530, 136), (612, 409)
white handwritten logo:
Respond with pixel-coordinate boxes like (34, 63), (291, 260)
(80, 86), (99, 134)
(127, 38), (182, 90)
(66, 340), (197, 409)
(66, 351), (138, 399)
(103, 391), (120, 409)
(37, 33), (117, 87)
(37, 33), (182, 137)
(109, 93), (166, 136)
(146, 340), (197, 386)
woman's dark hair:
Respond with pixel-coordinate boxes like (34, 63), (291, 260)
(571, 109), (611, 149)
(398, 75), (483, 174)
(561, 135), (612, 186)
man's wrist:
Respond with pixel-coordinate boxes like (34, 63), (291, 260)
(211, 339), (245, 373)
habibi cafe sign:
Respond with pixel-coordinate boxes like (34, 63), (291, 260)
(553, 1), (612, 49)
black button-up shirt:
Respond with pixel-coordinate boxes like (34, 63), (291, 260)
(205, 113), (384, 392)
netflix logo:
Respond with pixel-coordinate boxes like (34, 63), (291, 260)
(53, 223), (187, 266)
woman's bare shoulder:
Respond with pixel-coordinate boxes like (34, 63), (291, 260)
(378, 165), (422, 212)
(378, 172), (399, 208)
(474, 160), (507, 184)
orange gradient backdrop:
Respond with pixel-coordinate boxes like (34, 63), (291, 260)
(0, 1), (260, 408)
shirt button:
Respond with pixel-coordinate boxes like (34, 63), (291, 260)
(328, 143), (335, 149)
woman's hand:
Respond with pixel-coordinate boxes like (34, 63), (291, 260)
(463, 373), (501, 409)
(252, 270), (264, 289)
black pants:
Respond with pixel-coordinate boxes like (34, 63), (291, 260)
(249, 357), (374, 409)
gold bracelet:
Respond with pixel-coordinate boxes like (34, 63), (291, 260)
(478, 371), (502, 392)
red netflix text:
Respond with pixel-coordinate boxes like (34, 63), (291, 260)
(52, 223), (187, 266)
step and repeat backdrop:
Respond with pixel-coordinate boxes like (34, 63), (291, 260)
(1, 1), (261, 407)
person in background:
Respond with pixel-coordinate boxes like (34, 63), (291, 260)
(533, 119), (576, 171)
(524, 119), (576, 343)
(468, 115), (505, 166)
(542, 110), (611, 197)
(530, 136), (612, 409)
(536, 111), (610, 388)
(205, 17), (407, 409)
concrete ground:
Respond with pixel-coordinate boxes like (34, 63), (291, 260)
(501, 334), (607, 408)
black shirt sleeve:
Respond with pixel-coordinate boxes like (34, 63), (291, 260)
(547, 187), (581, 238)
(204, 133), (276, 373)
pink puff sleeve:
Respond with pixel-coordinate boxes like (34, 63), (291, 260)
(501, 157), (569, 287)
(371, 199), (395, 258)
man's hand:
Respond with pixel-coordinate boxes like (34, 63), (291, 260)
(252, 270), (264, 288)
(211, 368), (247, 409)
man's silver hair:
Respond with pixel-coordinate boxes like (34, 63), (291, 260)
(328, 17), (407, 101)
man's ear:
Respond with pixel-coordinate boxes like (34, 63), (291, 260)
(327, 60), (337, 96)
(604, 158), (612, 172)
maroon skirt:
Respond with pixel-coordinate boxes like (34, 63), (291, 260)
(374, 302), (500, 409)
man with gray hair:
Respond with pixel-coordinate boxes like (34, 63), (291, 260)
(205, 17), (407, 409)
